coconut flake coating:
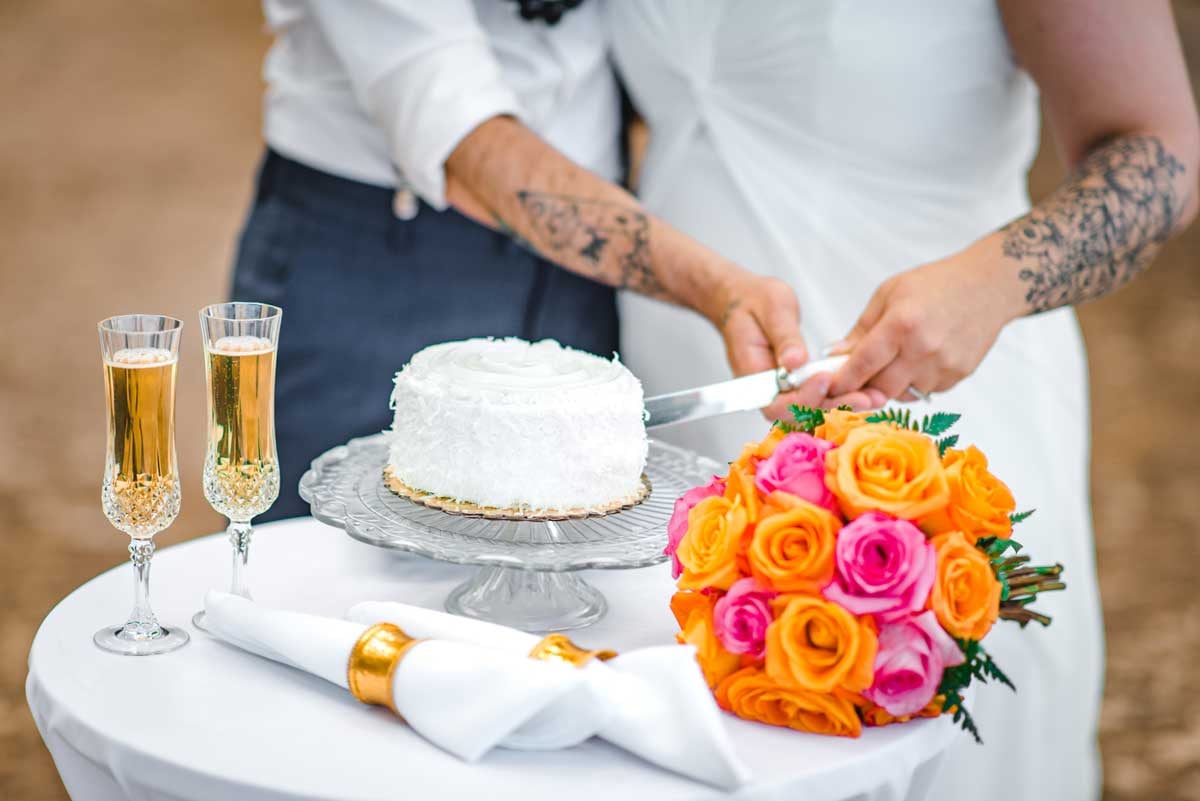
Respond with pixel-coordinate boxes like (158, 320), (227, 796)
(387, 338), (648, 510)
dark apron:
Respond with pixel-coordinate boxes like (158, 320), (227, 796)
(231, 150), (619, 521)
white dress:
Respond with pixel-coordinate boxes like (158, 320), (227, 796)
(608, 2), (1103, 799)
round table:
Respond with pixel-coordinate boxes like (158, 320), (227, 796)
(27, 518), (959, 801)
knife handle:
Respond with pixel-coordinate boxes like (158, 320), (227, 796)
(775, 355), (850, 394)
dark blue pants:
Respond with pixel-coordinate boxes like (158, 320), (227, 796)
(231, 150), (619, 521)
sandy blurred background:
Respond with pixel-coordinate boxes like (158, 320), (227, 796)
(2, 2), (1198, 799)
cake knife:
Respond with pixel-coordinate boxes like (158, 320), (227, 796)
(643, 355), (849, 429)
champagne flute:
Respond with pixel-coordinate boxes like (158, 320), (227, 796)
(96, 315), (190, 655)
(192, 302), (281, 630)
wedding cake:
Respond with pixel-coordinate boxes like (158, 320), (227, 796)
(387, 338), (648, 514)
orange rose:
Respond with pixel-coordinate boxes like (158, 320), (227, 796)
(716, 666), (862, 737)
(861, 696), (944, 727)
(920, 446), (1016, 541)
(748, 493), (840, 593)
(733, 426), (789, 470)
(928, 531), (1001, 640)
(825, 424), (950, 520)
(677, 496), (748, 591)
(669, 589), (710, 630)
(813, 409), (870, 446)
(724, 461), (761, 523)
(765, 595), (878, 693)
(677, 593), (741, 688)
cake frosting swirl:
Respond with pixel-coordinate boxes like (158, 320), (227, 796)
(388, 338), (648, 511)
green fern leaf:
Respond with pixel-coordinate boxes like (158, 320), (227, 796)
(921, 412), (961, 436)
(981, 653), (1015, 691)
(865, 408), (916, 429)
(788, 405), (826, 433)
(936, 434), (959, 457)
(1010, 509), (1036, 525)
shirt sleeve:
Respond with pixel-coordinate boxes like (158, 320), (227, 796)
(307, 1), (523, 209)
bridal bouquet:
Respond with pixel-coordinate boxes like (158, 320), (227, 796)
(666, 407), (1065, 741)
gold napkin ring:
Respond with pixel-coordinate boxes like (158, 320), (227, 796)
(347, 622), (423, 715)
(529, 633), (617, 668)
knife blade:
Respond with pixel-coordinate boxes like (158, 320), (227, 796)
(644, 355), (849, 429)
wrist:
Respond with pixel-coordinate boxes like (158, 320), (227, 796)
(967, 232), (1029, 327)
(697, 263), (747, 326)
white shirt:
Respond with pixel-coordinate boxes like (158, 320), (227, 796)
(260, 0), (621, 211)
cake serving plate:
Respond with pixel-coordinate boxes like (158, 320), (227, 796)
(299, 433), (722, 631)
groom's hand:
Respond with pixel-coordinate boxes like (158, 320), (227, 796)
(711, 270), (885, 421)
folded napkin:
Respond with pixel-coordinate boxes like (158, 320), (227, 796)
(347, 601), (751, 790)
(204, 591), (593, 763)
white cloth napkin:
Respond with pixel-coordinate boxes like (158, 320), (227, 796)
(347, 601), (751, 790)
(204, 591), (592, 763)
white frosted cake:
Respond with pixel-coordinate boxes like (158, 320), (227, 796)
(387, 338), (649, 513)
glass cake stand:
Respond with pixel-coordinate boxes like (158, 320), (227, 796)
(298, 433), (721, 631)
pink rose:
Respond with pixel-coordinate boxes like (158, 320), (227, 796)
(823, 511), (936, 621)
(665, 476), (726, 578)
(754, 432), (836, 510)
(865, 611), (964, 717)
(712, 578), (776, 658)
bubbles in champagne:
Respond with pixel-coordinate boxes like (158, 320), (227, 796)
(203, 335), (278, 521)
(212, 335), (274, 355)
(109, 347), (175, 366)
(103, 347), (179, 537)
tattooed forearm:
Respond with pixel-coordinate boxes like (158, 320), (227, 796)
(515, 190), (667, 297)
(490, 212), (534, 252)
(1002, 135), (1186, 312)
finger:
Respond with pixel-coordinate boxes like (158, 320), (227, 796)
(831, 287), (888, 355)
(761, 373), (832, 422)
(828, 325), (899, 396)
(777, 373), (833, 411)
(761, 291), (808, 369)
(825, 391), (881, 412)
(868, 358), (930, 402)
(863, 388), (889, 409)
(723, 313), (774, 376)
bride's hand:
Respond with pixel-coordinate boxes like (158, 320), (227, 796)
(711, 270), (886, 420)
(827, 248), (1019, 401)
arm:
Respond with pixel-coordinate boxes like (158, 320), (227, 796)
(829, 0), (1199, 400)
(447, 117), (723, 319)
(446, 118), (887, 411)
(306, 2), (878, 409)
(447, 119), (793, 360)
(998, 0), (1198, 313)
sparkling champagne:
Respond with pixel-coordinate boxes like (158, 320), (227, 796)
(202, 335), (279, 522)
(102, 347), (180, 538)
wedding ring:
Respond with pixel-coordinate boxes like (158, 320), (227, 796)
(347, 622), (424, 715)
(529, 633), (617, 668)
(906, 386), (932, 403)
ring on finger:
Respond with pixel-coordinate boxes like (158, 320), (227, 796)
(905, 385), (932, 403)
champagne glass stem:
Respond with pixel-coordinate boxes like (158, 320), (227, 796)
(126, 539), (160, 634)
(228, 521), (253, 599)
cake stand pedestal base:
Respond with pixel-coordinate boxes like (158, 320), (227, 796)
(300, 435), (723, 632)
(444, 566), (607, 632)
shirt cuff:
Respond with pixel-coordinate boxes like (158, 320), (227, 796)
(368, 38), (524, 211)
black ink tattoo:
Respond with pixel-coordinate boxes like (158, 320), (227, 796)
(1002, 135), (1186, 312)
(579, 231), (608, 263)
(515, 191), (666, 296)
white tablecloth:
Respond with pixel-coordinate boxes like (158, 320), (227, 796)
(27, 518), (960, 801)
